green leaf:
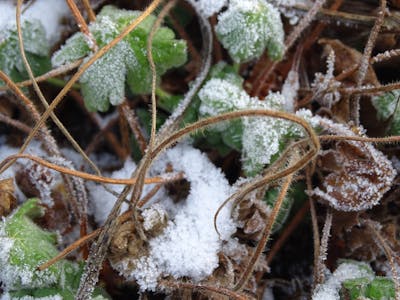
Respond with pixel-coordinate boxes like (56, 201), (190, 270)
(0, 20), (51, 85)
(215, 0), (284, 63)
(52, 5), (187, 112)
(371, 89), (400, 135)
(0, 199), (109, 299)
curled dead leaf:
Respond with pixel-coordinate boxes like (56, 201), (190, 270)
(0, 178), (16, 217)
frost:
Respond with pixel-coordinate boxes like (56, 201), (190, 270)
(0, 0), (68, 45)
(312, 261), (374, 300)
(191, 0), (227, 17)
(0, 199), (70, 291)
(80, 42), (136, 111)
(371, 89), (400, 135)
(52, 5), (187, 112)
(0, 20), (50, 85)
(113, 144), (237, 290)
(215, 0), (285, 63)
(311, 50), (341, 108)
(312, 117), (396, 211)
(88, 158), (137, 225)
(198, 77), (315, 176)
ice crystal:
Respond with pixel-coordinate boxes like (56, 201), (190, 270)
(215, 0), (284, 63)
(311, 50), (341, 108)
(52, 5), (187, 112)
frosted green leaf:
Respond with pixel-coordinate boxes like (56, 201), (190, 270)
(198, 76), (315, 176)
(0, 20), (51, 85)
(52, 5), (187, 112)
(215, 0), (284, 63)
(341, 265), (395, 300)
(51, 33), (91, 66)
(0, 199), (109, 299)
(80, 42), (136, 111)
(371, 90), (400, 135)
(0, 199), (76, 290)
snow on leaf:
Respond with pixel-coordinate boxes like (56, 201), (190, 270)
(0, 20), (51, 85)
(80, 42), (135, 112)
(0, 199), (72, 290)
(312, 117), (396, 211)
(112, 144), (236, 291)
(312, 261), (374, 300)
(191, 0), (227, 17)
(52, 5), (187, 112)
(51, 33), (91, 67)
(198, 76), (316, 176)
(215, 0), (284, 63)
(371, 89), (400, 135)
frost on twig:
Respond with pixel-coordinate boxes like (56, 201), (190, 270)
(311, 50), (341, 108)
(215, 0), (284, 63)
(312, 117), (396, 211)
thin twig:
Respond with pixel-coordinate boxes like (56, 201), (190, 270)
(234, 170), (294, 291)
(351, 0), (387, 125)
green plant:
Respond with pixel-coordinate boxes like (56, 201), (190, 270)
(52, 5), (187, 112)
(0, 20), (51, 85)
(0, 199), (108, 299)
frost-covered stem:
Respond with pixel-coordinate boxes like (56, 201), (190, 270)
(156, 0), (212, 136)
(0, 112), (32, 134)
(317, 209), (332, 284)
(351, 0), (386, 125)
(16, 0), (91, 245)
(82, 0), (96, 22)
(120, 101), (147, 154)
(0, 59), (83, 91)
(77, 184), (134, 300)
(319, 134), (400, 144)
(364, 219), (400, 300)
(342, 81), (400, 95)
(160, 280), (252, 300)
(17, 0), (163, 164)
(234, 171), (294, 291)
(253, 0), (327, 96)
(0, 153), (183, 186)
(307, 167), (321, 287)
(372, 48), (400, 64)
(147, 0), (177, 150)
(65, 0), (97, 51)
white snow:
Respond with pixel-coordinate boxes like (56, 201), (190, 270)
(87, 158), (137, 225)
(190, 0), (227, 17)
(0, 0), (69, 45)
(312, 262), (374, 300)
(113, 144), (237, 291)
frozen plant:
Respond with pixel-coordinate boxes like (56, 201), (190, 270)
(0, 20), (51, 86)
(198, 74), (316, 176)
(215, 0), (285, 63)
(312, 260), (375, 300)
(52, 5), (187, 112)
